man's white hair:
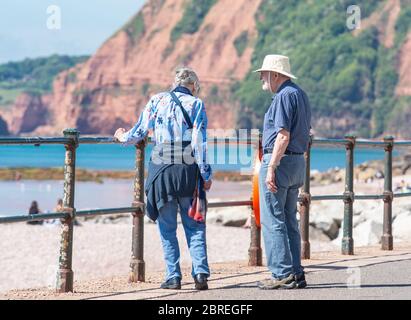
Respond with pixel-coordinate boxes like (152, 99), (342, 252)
(173, 67), (201, 95)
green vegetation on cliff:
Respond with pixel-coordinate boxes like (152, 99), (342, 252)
(170, 0), (217, 43)
(233, 31), (249, 57)
(162, 0), (217, 60)
(0, 55), (88, 106)
(123, 12), (146, 43)
(234, 0), (411, 138)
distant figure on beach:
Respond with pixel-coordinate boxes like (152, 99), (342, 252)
(42, 198), (63, 226)
(254, 55), (311, 290)
(14, 171), (22, 181)
(52, 198), (80, 226)
(114, 67), (212, 291)
(54, 198), (63, 212)
(26, 201), (43, 225)
(395, 179), (411, 192)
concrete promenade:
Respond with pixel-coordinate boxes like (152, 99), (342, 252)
(2, 243), (410, 300)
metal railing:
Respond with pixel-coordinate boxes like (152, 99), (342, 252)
(1, 130), (411, 293)
(298, 135), (411, 259)
(0, 129), (260, 292)
(1, 129), (145, 292)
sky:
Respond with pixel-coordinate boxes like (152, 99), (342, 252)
(0, 0), (146, 63)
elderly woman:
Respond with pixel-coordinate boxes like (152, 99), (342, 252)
(114, 67), (212, 290)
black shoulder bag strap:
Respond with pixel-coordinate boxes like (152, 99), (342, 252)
(169, 91), (193, 129)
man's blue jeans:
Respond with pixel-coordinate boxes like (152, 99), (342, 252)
(259, 153), (305, 279)
(157, 197), (210, 281)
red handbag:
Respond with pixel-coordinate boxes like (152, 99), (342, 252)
(188, 178), (207, 222)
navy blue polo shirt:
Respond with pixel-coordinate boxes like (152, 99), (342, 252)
(262, 80), (311, 153)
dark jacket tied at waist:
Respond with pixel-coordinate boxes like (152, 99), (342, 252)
(145, 141), (199, 221)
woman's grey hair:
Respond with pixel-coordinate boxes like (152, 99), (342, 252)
(173, 67), (201, 95)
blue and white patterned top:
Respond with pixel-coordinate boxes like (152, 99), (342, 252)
(119, 86), (212, 182)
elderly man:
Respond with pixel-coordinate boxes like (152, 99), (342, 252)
(254, 55), (311, 289)
(114, 67), (212, 290)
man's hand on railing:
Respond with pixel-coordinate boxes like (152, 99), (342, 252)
(114, 128), (126, 142)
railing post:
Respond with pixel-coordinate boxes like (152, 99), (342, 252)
(56, 128), (79, 293)
(129, 140), (146, 282)
(249, 214), (263, 266)
(249, 134), (262, 266)
(382, 136), (394, 250)
(299, 135), (312, 259)
(342, 135), (355, 255)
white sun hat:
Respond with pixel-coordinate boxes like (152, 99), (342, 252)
(253, 54), (297, 79)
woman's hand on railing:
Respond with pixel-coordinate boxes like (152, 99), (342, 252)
(136, 136), (148, 148)
(114, 128), (126, 142)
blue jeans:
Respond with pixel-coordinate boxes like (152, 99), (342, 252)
(157, 197), (210, 281)
(259, 153), (305, 279)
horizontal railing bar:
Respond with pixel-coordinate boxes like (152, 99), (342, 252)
(0, 137), (70, 145)
(77, 137), (259, 145)
(2, 136), (410, 148)
(5, 191), (409, 224)
(0, 212), (67, 224)
(208, 200), (252, 208)
(0, 137), (258, 146)
(354, 194), (385, 200)
(0, 205), (145, 224)
(310, 195), (346, 201)
(312, 139), (349, 147)
(355, 140), (389, 148)
(76, 206), (143, 217)
(305, 193), (411, 201)
(394, 141), (411, 147)
(394, 192), (411, 198)
(311, 139), (411, 149)
(78, 137), (119, 144)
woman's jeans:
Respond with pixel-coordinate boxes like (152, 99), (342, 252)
(157, 196), (210, 281)
(259, 153), (305, 280)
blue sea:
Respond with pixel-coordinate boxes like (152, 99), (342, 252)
(0, 144), (396, 216)
(0, 144), (391, 172)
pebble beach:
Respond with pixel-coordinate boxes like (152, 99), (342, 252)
(1, 175), (411, 294)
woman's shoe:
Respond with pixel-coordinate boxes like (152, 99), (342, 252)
(194, 274), (208, 290)
(160, 277), (181, 289)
